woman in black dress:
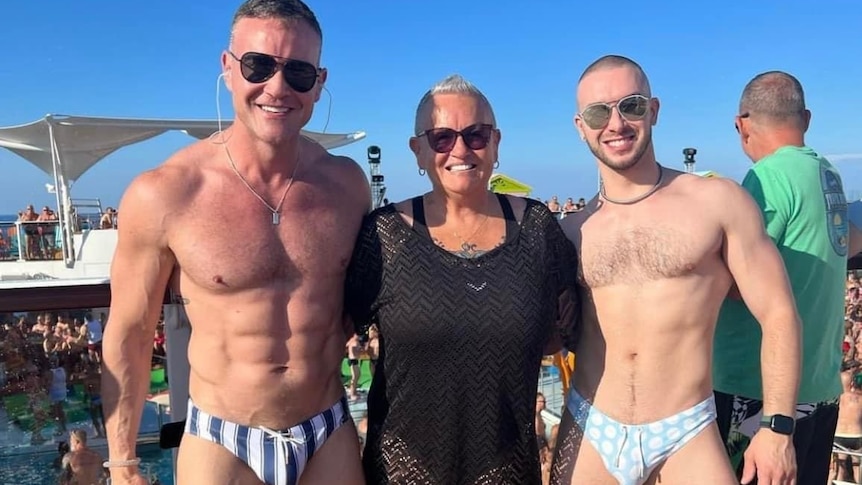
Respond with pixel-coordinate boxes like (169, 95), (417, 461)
(345, 74), (581, 485)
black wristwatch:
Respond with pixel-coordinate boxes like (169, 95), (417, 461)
(759, 414), (795, 435)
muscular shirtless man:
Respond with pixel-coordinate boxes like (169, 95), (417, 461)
(549, 55), (800, 485)
(60, 429), (104, 485)
(101, 1), (369, 484)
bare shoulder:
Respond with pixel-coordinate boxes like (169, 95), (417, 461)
(683, 174), (761, 222)
(501, 194), (529, 223)
(559, 200), (595, 246)
(122, 143), (205, 215)
(667, 171), (744, 201)
(300, 137), (369, 209)
(116, 140), (213, 246)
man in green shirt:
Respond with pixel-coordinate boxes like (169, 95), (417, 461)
(714, 71), (848, 484)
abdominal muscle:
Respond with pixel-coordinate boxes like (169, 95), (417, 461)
(183, 284), (347, 430)
(573, 280), (725, 425)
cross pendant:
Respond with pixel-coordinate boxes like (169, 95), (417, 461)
(272, 212), (280, 225)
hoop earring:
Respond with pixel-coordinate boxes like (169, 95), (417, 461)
(419, 168), (426, 176)
(494, 160), (500, 169)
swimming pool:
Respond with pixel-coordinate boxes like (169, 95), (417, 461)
(0, 443), (174, 484)
(0, 399), (175, 484)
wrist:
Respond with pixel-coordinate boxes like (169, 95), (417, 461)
(104, 457), (141, 474)
(759, 413), (795, 436)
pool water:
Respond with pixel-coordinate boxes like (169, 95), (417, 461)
(0, 398), (174, 484)
(0, 443), (174, 484)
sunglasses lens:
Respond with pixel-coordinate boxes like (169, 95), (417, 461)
(282, 60), (318, 93)
(427, 129), (457, 153)
(462, 125), (492, 150)
(582, 104), (612, 130)
(238, 54), (318, 91)
(240, 53), (278, 83)
(618, 95), (648, 120)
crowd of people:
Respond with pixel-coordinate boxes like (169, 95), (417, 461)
(543, 196), (586, 216)
(0, 204), (60, 260)
(832, 273), (862, 483)
(0, 310), (170, 484)
(0, 204), (117, 262)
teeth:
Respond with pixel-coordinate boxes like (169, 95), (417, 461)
(607, 139), (629, 147)
(260, 105), (289, 113)
(448, 164), (474, 172)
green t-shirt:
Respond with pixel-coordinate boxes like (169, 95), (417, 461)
(713, 146), (848, 403)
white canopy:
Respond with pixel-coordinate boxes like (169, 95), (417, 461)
(0, 114), (366, 182)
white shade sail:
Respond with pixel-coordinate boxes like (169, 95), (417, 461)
(0, 114), (366, 182)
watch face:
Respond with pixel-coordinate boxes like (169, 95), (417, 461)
(771, 415), (795, 435)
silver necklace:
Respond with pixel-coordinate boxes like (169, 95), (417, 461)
(224, 145), (301, 225)
(452, 208), (491, 253)
(599, 163), (664, 205)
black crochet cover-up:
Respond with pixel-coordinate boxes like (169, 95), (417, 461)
(346, 196), (580, 485)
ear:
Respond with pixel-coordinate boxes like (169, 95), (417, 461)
(802, 109), (811, 133)
(573, 114), (586, 141)
(649, 97), (660, 126)
(314, 68), (328, 103)
(409, 136), (421, 158)
(736, 115), (750, 141)
(409, 136), (427, 172)
(221, 51), (233, 93)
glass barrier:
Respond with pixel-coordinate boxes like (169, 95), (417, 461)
(0, 221), (62, 261)
(0, 308), (171, 485)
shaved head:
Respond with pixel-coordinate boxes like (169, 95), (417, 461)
(579, 55), (651, 97)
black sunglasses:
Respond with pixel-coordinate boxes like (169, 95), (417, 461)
(580, 94), (650, 130)
(416, 123), (495, 154)
(228, 51), (320, 93)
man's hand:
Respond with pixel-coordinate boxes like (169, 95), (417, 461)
(740, 430), (796, 484)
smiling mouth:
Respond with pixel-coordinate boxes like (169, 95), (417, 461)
(258, 105), (292, 114)
(446, 164), (477, 172)
(603, 135), (635, 148)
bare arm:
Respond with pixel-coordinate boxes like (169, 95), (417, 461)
(849, 222), (862, 258)
(721, 180), (800, 417)
(59, 453), (73, 485)
(340, 155), (374, 339)
(102, 170), (177, 480)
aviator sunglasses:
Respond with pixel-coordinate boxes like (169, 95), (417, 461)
(228, 51), (321, 93)
(417, 123), (495, 154)
(580, 94), (650, 130)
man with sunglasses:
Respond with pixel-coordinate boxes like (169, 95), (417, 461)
(714, 71), (849, 485)
(551, 55), (801, 485)
(102, 1), (368, 485)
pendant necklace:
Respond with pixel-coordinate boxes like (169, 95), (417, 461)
(452, 198), (491, 253)
(225, 145), (301, 225)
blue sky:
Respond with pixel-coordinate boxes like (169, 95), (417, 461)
(1, 0), (861, 214)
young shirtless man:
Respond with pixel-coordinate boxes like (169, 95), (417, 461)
(101, 1), (369, 484)
(550, 55), (800, 485)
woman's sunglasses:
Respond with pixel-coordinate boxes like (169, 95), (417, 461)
(416, 123), (495, 154)
(228, 51), (321, 93)
(579, 94), (650, 130)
